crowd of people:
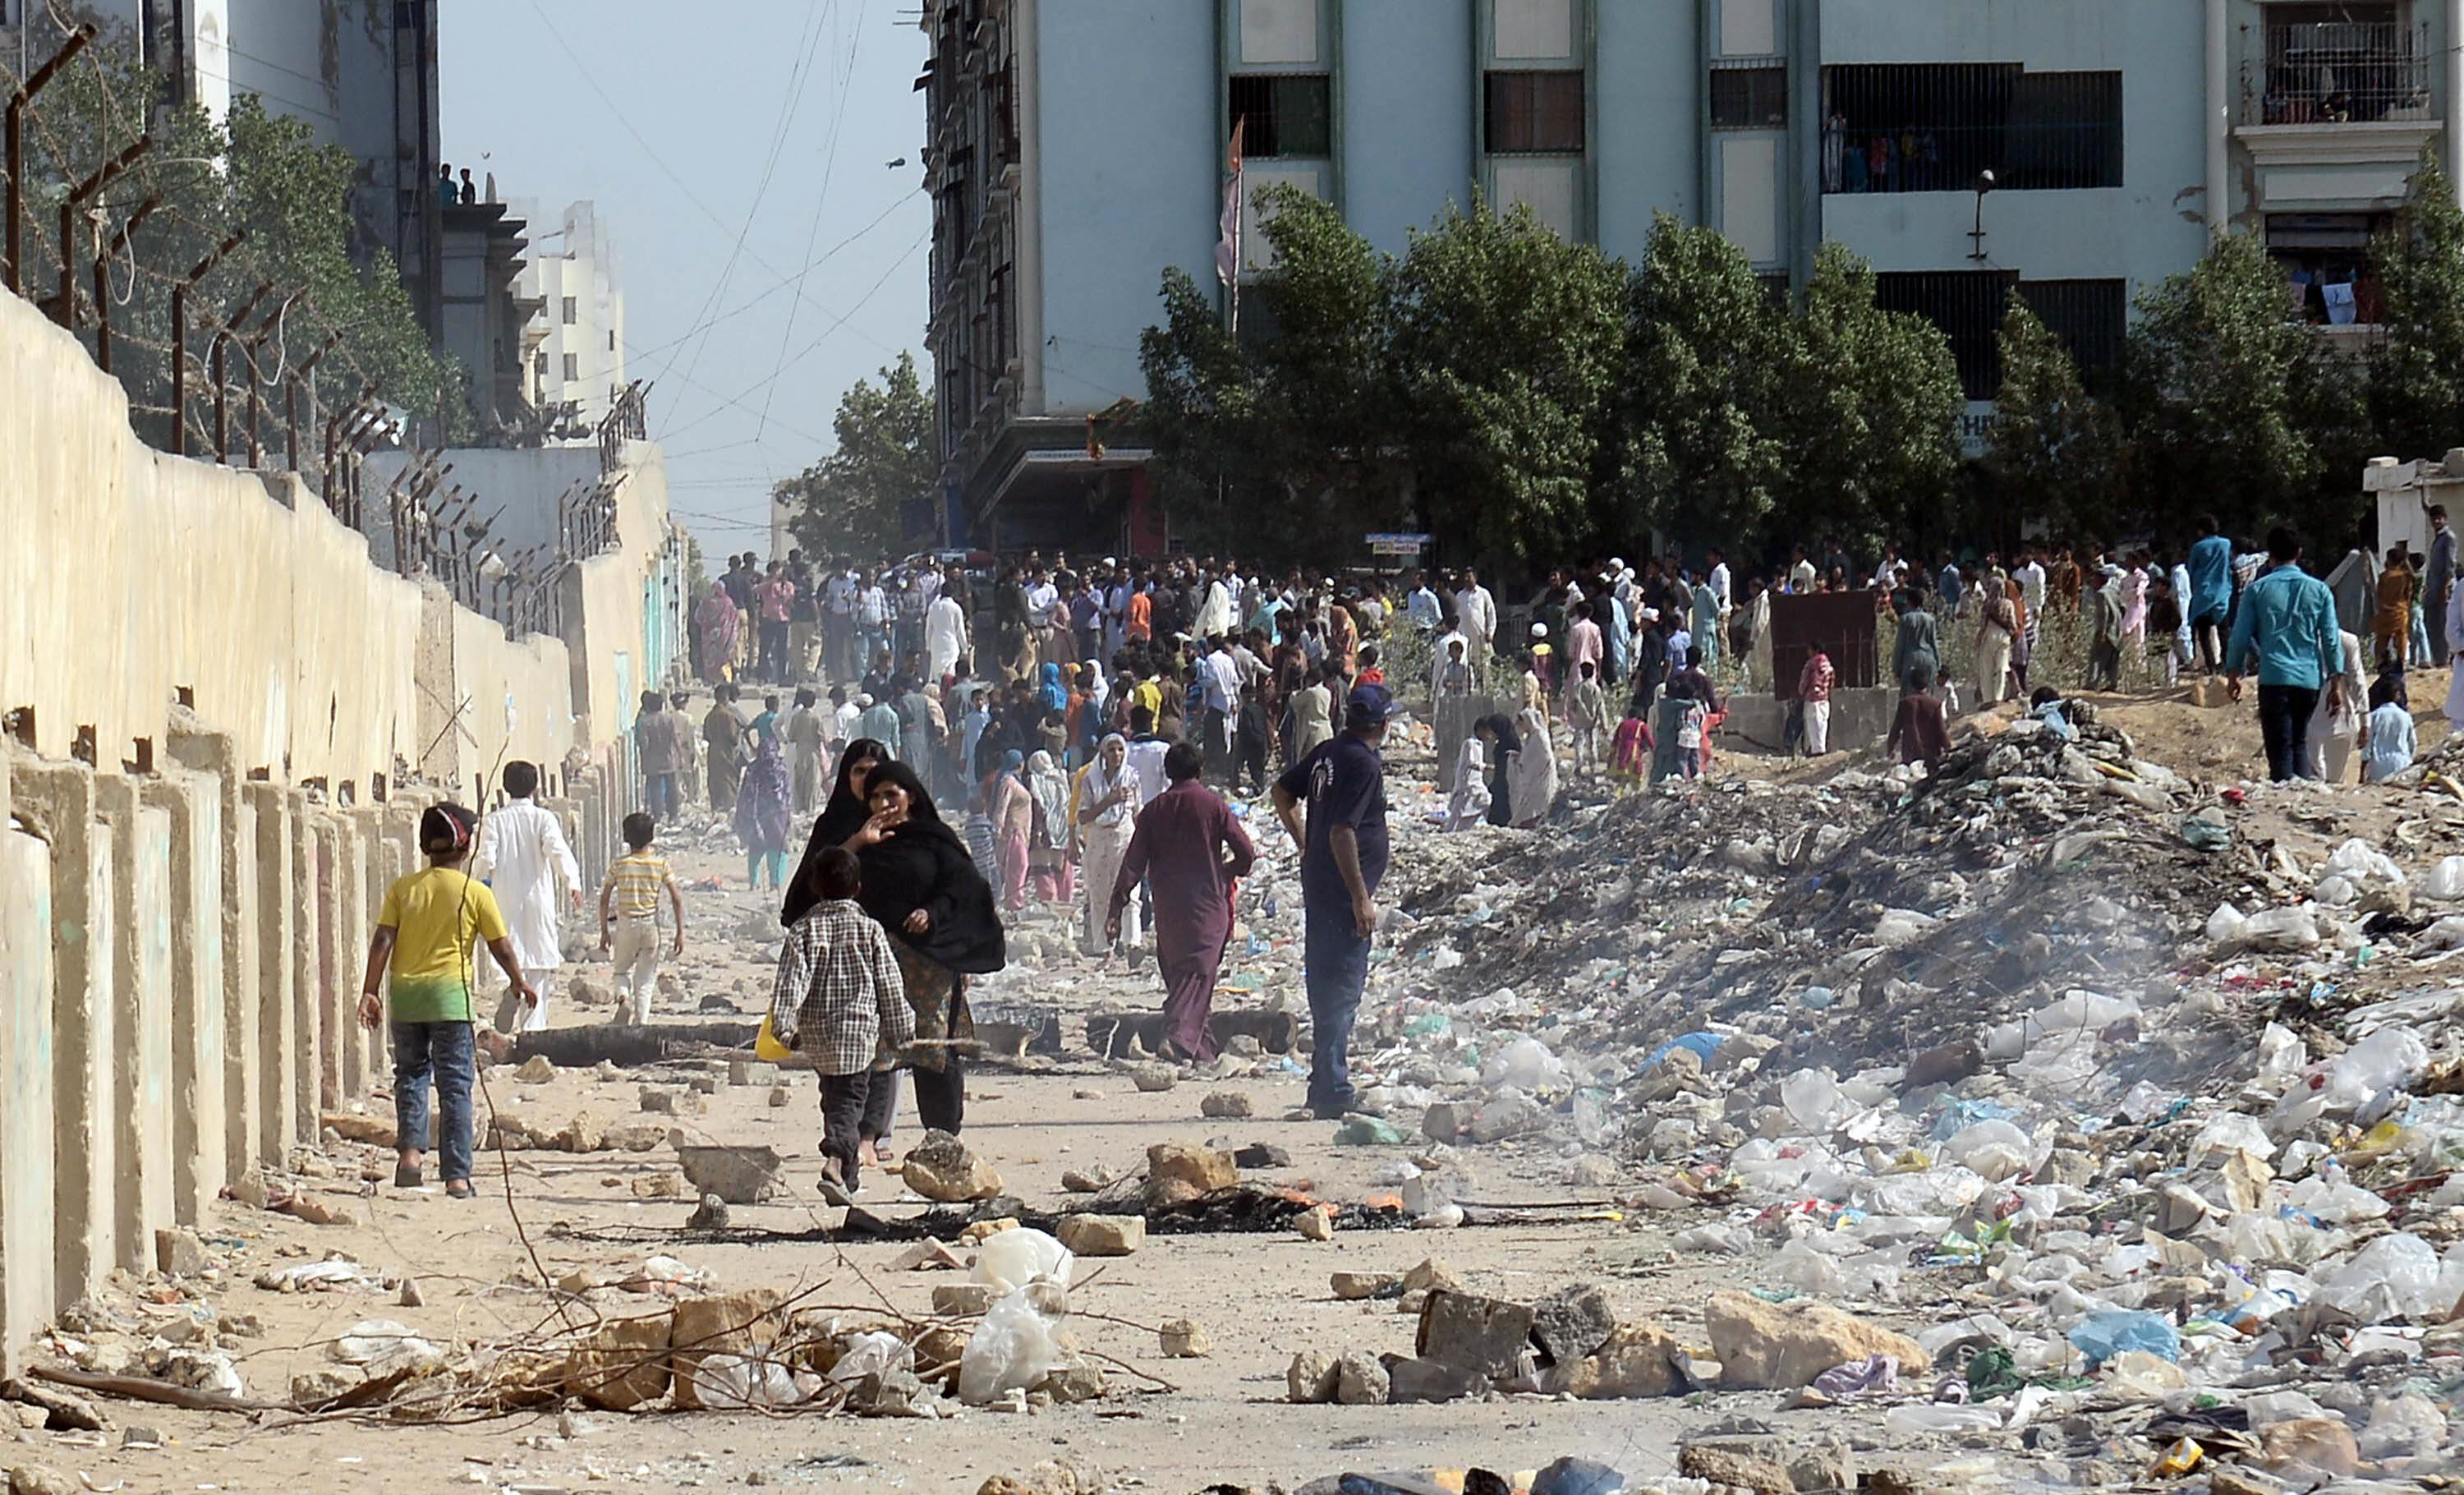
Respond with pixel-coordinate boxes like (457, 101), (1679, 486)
(349, 515), (2464, 1199)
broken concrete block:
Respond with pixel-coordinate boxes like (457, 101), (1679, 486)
(1231, 1142), (1290, 1168)
(1416, 1291), (1536, 1378)
(1332, 1350), (1390, 1405)
(1530, 1283), (1616, 1365)
(1143, 1142), (1236, 1208)
(1059, 1166), (1117, 1194)
(567, 1312), (673, 1410)
(1385, 1355), (1487, 1404)
(1159, 1319), (1211, 1358)
(319, 1111), (397, 1147)
(514, 1055), (557, 1083)
(675, 1143), (781, 1204)
(1053, 1215), (1145, 1257)
(729, 1060), (779, 1088)
(1421, 1102), (1468, 1143)
(1331, 1271), (1400, 1300)
(767, 1086), (791, 1108)
(670, 1290), (786, 1410)
(902, 1130), (1004, 1203)
(932, 1284), (994, 1317)
(1677, 1444), (1791, 1495)
(153, 1227), (210, 1277)
(553, 1112), (608, 1153)
(1198, 1091), (1253, 1118)
(1540, 1325), (1683, 1400)
(637, 1088), (706, 1116)
(1287, 1350), (1338, 1404)
(1039, 1362), (1106, 1404)
(1703, 1292), (1931, 1391)
(1294, 1205), (1335, 1241)
(1130, 1065), (1178, 1093)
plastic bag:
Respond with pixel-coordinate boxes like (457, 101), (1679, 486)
(1780, 1070), (1848, 1131)
(2066, 1309), (2179, 1369)
(2241, 905), (2321, 952)
(2359, 1392), (2448, 1460)
(2321, 838), (2405, 894)
(690, 1353), (820, 1409)
(2423, 855), (2464, 901)
(971, 1228), (1076, 1295)
(2205, 902), (2247, 945)
(1945, 1120), (2034, 1184)
(957, 1281), (1069, 1405)
(825, 1330), (913, 1385)
(2103, 1350), (2186, 1398)
(2319, 1232), (2447, 1320)
(754, 1014), (794, 1063)
(1882, 1404), (2001, 1437)
(2191, 1113), (2275, 1163)
(1873, 909), (1939, 949)
(1481, 1036), (1567, 1091)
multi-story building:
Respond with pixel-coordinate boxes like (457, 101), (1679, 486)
(923, 0), (2464, 549)
(514, 200), (627, 437)
(2, 0), (445, 346)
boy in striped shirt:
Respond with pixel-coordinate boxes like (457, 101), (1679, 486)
(599, 813), (684, 1025)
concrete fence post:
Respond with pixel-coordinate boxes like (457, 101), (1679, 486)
(168, 728), (260, 1183)
(8, 757), (117, 1309)
(143, 771), (227, 1224)
(95, 777), (172, 1274)
(245, 783), (297, 1162)
(0, 757), (60, 1378)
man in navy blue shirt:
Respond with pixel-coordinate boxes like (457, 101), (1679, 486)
(1272, 683), (1392, 1120)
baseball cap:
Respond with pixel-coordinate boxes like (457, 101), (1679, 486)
(1347, 683), (1392, 727)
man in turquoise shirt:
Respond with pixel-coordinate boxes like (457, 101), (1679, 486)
(2227, 527), (2346, 782)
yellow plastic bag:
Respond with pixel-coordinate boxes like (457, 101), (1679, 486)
(754, 1014), (793, 1063)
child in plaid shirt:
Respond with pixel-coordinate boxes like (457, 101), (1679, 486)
(769, 847), (909, 1201)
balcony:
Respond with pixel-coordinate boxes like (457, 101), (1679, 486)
(2236, 21), (2439, 210)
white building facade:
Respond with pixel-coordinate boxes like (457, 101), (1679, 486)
(514, 200), (628, 435)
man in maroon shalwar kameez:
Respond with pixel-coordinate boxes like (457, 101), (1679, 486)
(1107, 742), (1257, 1061)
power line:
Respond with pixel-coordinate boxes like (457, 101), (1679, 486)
(761, 0), (867, 439)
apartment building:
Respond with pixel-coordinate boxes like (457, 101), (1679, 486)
(922, 0), (2464, 547)
(516, 200), (628, 436)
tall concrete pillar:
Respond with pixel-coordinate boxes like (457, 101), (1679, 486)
(2206, 0), (2231, 238)
(168, 729), (259, 1181)
(245, 783), (297, 1163)
(9, 759), (117, 1307)
(352, 807), (388, 1090)
(144, 771), (227, 1225)
(311, 818), (346, 1111)
(288, 805), (326, 1138)
(96, 776), (172, 1273)
(0, 784), (59, 1377)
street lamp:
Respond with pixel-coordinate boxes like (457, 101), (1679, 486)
(1969, 170), (1997, 261)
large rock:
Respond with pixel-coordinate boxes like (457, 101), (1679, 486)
(1385, 1355), (1488, 1404)
(1143, 1142), (1237, 1208)
(1541, 1325), (1683, 1400)
(1416, 1291), (1535, 1378)
(902, 1130), (1004, 1203)
(671, 1290), (787, 1410)
(1199, 1091), (1253, 1118)
(1677, 1445), (1791, 1495)
(319, 1111), (397, 1147)
(1530, 1283), (1616, 1364)
(1287, 1350), (1338, 1404)
(1053, 1215), (1145, 1257)
(1703, 1293), (1930, 1391)
(566, 1312), (673, 1410)
(1332, 1350), (1390, 1405)
(553, 1111), (608, 1153)
(154, 1227), (211, 1277)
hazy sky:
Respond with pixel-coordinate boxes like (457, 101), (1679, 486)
(441, 1), (932, 561)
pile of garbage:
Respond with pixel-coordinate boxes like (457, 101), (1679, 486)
(1259, 711), (2464, 1486)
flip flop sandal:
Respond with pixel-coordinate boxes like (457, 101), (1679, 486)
(444, 1181), (476, 1200)
(393, 1162), (423, 1189)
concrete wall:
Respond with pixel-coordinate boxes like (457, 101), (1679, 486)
(0, 278), (652, 1373)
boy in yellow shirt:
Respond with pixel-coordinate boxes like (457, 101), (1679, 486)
(358, 803), (538, 1197)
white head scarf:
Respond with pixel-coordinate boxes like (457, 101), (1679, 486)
(1087, 733), (1136, 826)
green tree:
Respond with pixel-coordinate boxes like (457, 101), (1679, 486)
(777, 352), (935, 559)
(1386, 195), (1629, 559)
(6, 27), (457, 448)
(1983, 299), (2121, 541)
(2370, 151), (2464, 460)
(2120, 232), (2353, 542)
(1616, 212), (1789, 546)
(1774, 242), (1963, 557)
(1138, 187), (1401, 555)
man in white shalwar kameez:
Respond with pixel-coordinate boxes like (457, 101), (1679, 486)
(475, 760), (581, 1034)
(926, 590), (970, 679)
